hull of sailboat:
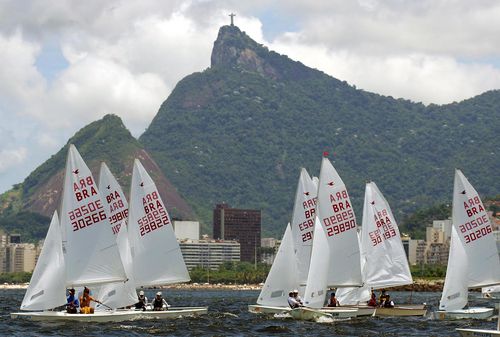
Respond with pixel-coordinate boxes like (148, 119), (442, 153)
(374, 304), (427, 317)
(248, 304), (291, 315)
(326, 305), (376, 316)
(434, 307), (494, 320)
(11, 307), (208, 322)
(457, 328), (500, 337)
(290, 307), (333, 321)
(248, 304), (359, 318)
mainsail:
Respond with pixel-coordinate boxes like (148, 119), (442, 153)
(20, 212), (66, 310)
(289, 168), (318, 286)
(338, 182), (412, 305)
(257, 224), (299, 306)
(128, 159), (190, 287)
(360, 182), (412, 289)
(439, 169), (500, 310)
(60, 144), (126, 286)
(316, 157), (362, 287)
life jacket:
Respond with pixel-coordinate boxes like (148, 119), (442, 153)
(153, 297), (163, 309)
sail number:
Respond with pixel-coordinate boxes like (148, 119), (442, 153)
(463, 224), (492, 244)
(109, 209), (128, 225)
(69, 200), (106, 231)
(458, 214), (488, 234)
(322, 209), (355, 237)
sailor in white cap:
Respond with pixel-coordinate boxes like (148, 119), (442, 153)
(135, 290), (148, 311)
(293, 289), (304, 306)
(152, 291), (170, 311)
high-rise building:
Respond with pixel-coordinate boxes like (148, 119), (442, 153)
(213, 203), (261, 263)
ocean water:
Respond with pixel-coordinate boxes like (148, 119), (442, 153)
(1, 289), (498, 336)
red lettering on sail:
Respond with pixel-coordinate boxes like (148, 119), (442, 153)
(139, 192), (169, 236)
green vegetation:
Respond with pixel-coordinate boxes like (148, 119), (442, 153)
(410, 264), (447, 279)
(189, 262), (270, 284)
(1, 26), (499, 240)
(140, 26), (500, 237)
(0, 272), (32, 284)
(0, 212), (50, 242)
(400, 203), (452, 239)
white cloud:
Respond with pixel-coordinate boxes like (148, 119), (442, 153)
(0, 147), (28, 173)
(0, 0), (500, 192)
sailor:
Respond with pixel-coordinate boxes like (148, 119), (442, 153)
(327, 292), (340, 307)
(79, 286), (102, 314)
(367, 290), (377, 307)
(292, 289), (304, 306)
(383, 294), (395, 308)
(66, 288), (79, 314)
(379, 289), (389, 307)
(135, 290), (148, 311)
(287, 291), (302, 309)
(152, 291), (169, 311)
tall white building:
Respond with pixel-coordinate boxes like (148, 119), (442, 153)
(179, 239), (240, 270)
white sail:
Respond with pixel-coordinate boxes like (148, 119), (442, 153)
(60, 144), (126, 286)
(439, 169), (500, 311)
(98, 162), (129, 235)
(20, 212), (66, 310)
(128, 159), (190, 287)
(95, 163), (137, 309)
(453, 169), (500, 288)
(316, 157), (362, 287)
(96, 221), (138, 309)
(336, 231), (371, 305)
(303, 217), (330, 308)
(290, 168), (318, 285)
(257, 224), (299, 306)
(360, 182), (412, 289)
(439, 226), (468, 311)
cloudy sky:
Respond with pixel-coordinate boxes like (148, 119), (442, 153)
(1, 0), (500, 193)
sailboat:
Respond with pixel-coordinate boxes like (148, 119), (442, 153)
(435, 169), (500, 321)
(12, 146), (207, 321)
(290, 217), (338, 321)
(248, 169), (314, 314)
(248, 223), (300, 314)
(122, 159), (207, 317)
(291, 157), (362, 320)
(336, 182), (426, 316)
(12, 144), (128, 321)
(249, 167), (357, 318)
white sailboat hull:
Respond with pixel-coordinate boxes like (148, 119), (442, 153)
(434, 307), (494, 320)
(457, 328), (500, 337)
(289, 307), (333, 321)
(11, 307), (208, 322)
(248, 304), (359, 318)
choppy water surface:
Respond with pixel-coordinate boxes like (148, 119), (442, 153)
(1, 289), (498, 336)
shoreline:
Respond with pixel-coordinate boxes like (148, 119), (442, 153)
(0, 279), (447, 292)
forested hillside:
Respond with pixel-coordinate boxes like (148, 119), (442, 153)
(140, 25), (499, 236)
